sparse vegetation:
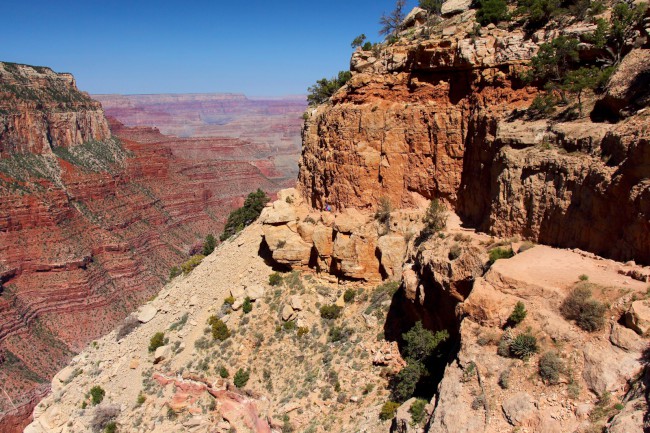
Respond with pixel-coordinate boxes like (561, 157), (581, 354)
(242, 297), (253, 314)
(320, 304), (342, 320)
(539, 351), (564, 384)
(488, 247), (514, 264)
(379, 401), (400, 420)
(169, 266), (181, 279)
(269, 272), (283, 286)
(90, 404), (119, 433)
(506, 302), (527, 327)
(508, 332), (539, 360)
(148, 332), (165, 353)
(89, 386), (106, 406)
(560, 284), (607, 331)
(417, 199), (447, 243)
(375, 197), (392, 229)
(344, 288), (356, 303)
(409, 398), (428, 425)
(181, 255), (204, 275)
(233, 368), (250, 388)
(221, 189), (269, 241)
(307, 71), (353, 106)
(202, 234), (217, 256)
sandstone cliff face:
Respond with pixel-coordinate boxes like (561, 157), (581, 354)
(0, 62), (110, 157)
(298, 10), (650, 265)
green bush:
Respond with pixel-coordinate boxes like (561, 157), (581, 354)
(579, 274), (589, 281)
(90, 386), (105, 405)
(242, 297), (253, 314)
(181, 255), (205, 275)
(202, 234), (217, 255)
(506, 301), (527, 327)
(297, 326), (309, 337)
(379, 401), (401, 421)
(307, 71), (352, 106)
(409, 398), (428, 424)
(421, 199), (447, 239)
(328, 325), (353, 343)
(489, 247), (514, 264)
(516, 0), (560, 29)
(539, 351), (564, 384)
(219, 366), (229, 378)
(343, 288), (356, 303)
(208, 316), (230, 341)
(509, 333), (539, 359)
(269, 272), (283, 286)
(351, 34), (367, 49)
(476, 0), (510, 26)
(320, 304), (342, 320)
(221, 189), (269, 241)
(419, 0), (443, 14)
(402, 322), (449, 363)
(392, 361), (424, 402)
(560, 284), (607, 332)
(223, 295), (235, 306)
(169, 266), (181, 279)
(148, 332), (165, 353)
(136, 392), (146, 406)
(362, 41), (373, 51)
(233, 368), (250, 388)
(104, 422), (117, 433)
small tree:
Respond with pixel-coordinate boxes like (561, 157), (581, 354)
(221, 189), (269, 240)
(242, 297), (253, 314)
(419, 0), (443, 15)
(233, 368), (250, 388)
(202, 234), (217, 256)
(402, 321), (449, 363)
(219, 366), (229, 378)
(148, 332), (165, 353)
(351, 34), (367, 49)
(208, 316), (230, 341)
(380, 401), (400, 420)
(476, 0), (510, 26)
(379, 0), (407, 37)
(506, 301), (527, 327)
(90, 386), (106, 406)
(418, 199), (447, 242)
(307, 71), (353, 106)
(561, 67), (600, 114)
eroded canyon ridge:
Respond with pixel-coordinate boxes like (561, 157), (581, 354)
(0, 62), (305, 431)
(12, 1), (650, 433)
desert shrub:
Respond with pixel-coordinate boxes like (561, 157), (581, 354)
(223, 296), (235, 306)
(509, 333), (539, 359)
(498, 369), (510, 389)
(297, 326), (309, 337)
(320, 304), (342, 320)
(516, 0), (560, 29)
(539, 351), (564, 384)
(136, 393), (146, 406)
(379, 401), (400, 421)
(506, 302), (527, 327)
(328, 326), (354, 343)
(472, 394), (487, 410)
(497, 335), (511, 357)
(488, 247), (514, 264)
(90, 386), (106, 406)
(219, 366), (229, 378)
(418, 199), (447, 242)
(242, 297), (253, 314)
(476, 0), (510, 26)
(375, 197), (392, 227)
(169, 266), (181, 279)
(402, 322), (449, 363)
(208, 316), (230, 341)
(181, 255), (204, 275)
(202, 234), (217, 255)
(104, 422), (117, 433)
(392, 361), (424, 402)
(116, 315), (140, 341)
(148, 332), (165, 353)
(307, 71), (352, 106)
(283, 320), (296, 331)
(448, 243), (462, 260)
(560, 284), (607, 332)
(409, 398), (428, 424)
(344, 288), (356, 303)
(579, 274), (589, 281)
(221, 189), (269, 241)
(90, 404), (120, 432)
(269, 272), (283, 286)
(233, 368), (250, 388)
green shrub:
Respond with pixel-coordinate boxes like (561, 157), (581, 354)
(476, 0), (510, 26)
(379, 401), (400, 421)
(498, 369), (510, 389)
(202, 234), (217, 256)
(307, 71), (352, 106)
(402, 322), (449, 363)
(539, 351), (564, 384)
(136, 392), (146, 406)
(528, 92), (557, 117)
(223, 295), (235, 306)
(328, 326), (353, 343)
(242, 297), (253, 314)
(90, 386), (105, 405)
(221, 189), (269, 241)
(560, 284), (607, 332)
(104, 422), (117, 433)
(409, 398), (428, 425)
(488, 247), (514, 264)
(148, 332), (165, 353)
(418, 199), (447, 242)
(283, 320), (296, 331)
(509, 333), (539, 359)
(506, 301), (527, 327)
(320, 304), (342, 320)
(516, 0), (560, 29)
(579, 274), (589, 281)
(297, 326), (309, 337)
(208, 316), (230, 341)
(181, 255), (204, 275)
(392, 361), (424, 402)
(448, 243), (462, 260)
(233, 368), (250, 388)
(344, 288), (356, 303)
(169, 266), (181, 279)
(219, 366), (229, 378)
(351, 34), (367, 49)
(269, 272), (283, 286)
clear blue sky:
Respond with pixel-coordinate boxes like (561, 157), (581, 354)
(1, 0), (418, 96)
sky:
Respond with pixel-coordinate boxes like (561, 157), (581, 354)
(1, 0), (418, 96)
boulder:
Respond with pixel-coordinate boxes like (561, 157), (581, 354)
(608, 400), (645, 433)
(402, 7), (427, 28)
(289, 295), (303, 311)
(245, 285), (265, 301)
(312, 225), (334, 257)
(230, 285), (246, 300)
(334, 208), (366, 233)
(391, 397), (417, 433)
(262, 200), (296, 224)
(154, 345), (171, 364)
(624, 300), (650, 335)
(137, 305), (157, 323)
(377, 235), (407, 280)
(610, 323), (646, 352)
(502, 393), (538, 427)
(282, 304), (296, 321)
(582, 343), (642, 396)
(441, 0), (472, 16)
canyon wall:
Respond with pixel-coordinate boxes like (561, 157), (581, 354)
(298, 10), (650, 265)
(0, 63), (297, 432)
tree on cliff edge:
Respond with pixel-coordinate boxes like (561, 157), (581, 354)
(379, 0), (407, 37)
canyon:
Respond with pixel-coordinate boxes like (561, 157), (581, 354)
(0, 62), (304, 432)
(11, 1), (650, 433)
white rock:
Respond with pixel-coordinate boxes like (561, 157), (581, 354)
(282, 304), (296, 321)
(154, 345), (171, 364)
(441, 0), (472, 16)
(245, 285), (265, 301)
(289, 295), (303, 311)
(137, 305), (158, 323)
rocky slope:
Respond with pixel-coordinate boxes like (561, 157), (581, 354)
(0, 63), (294, 432)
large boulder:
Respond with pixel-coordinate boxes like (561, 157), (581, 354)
(441, 0), (472, 16)
(377, 234), (407, 280)
(501, 393), (538, 427)
(624, 299), (650, 335)
(137, 305), (157, 323)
